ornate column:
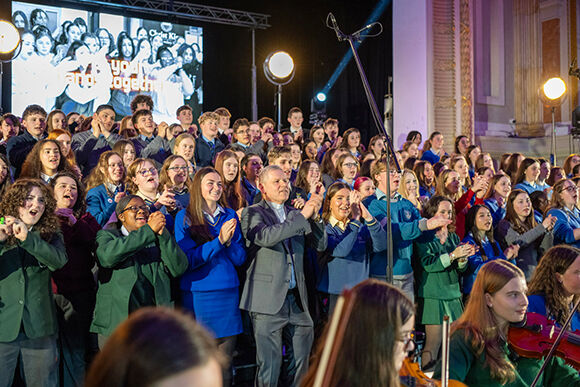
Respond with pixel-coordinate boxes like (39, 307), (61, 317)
(459, 0), (475, 140)
(513, 0), (544, 137)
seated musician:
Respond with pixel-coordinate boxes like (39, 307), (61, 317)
(434, 260), (579, 386)
(527, 245), (580, 331)
(301, 279), (415, 387)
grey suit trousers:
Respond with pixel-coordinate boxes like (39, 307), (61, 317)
(251, 291), (314, 387)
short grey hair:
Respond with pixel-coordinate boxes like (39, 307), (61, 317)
(258, 165), (284, 185)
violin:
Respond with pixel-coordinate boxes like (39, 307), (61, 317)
(400, 358), (467, 387)
(399, 316), (467, 387)
(508, 312), (580, 370)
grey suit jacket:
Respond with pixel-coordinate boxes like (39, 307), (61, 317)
(240, 200), (327, 316)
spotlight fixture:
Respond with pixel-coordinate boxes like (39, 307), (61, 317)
(0, 20), (20, 54)
(263, 51), (295, 131)
(315, 92), (327, 102)
(540, 77), (567, 165)
(542, 77), (566, 101)
(0, 20), (21, 115)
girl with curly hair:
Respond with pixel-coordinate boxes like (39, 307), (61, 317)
(85, 151), (126, 227)
(0, 179), (67, 386)
(434, 260), (580, 385)
(527, 245), (580, 331)
(50, 171), (101, 386)
(20, 139), (74, 183)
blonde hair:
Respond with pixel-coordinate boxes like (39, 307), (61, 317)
(398, 169), (420, 209)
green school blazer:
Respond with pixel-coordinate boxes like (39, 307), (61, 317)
(434, 329), (580, 386)
(0, 232), (67, 342)
(90, 225), (188, 336)
(414, 231), (466, 300)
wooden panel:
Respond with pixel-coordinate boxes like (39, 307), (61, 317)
(542, 18), (561, 123)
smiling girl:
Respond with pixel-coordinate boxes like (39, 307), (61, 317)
(85, 151), (126, 226)
(126, 158), (176, 215)
(174, 167), (246, 385)
(91, 195), (187, 347)
(159, 155), (191, 210)
(50, 171), (100, 385)
(318, 182), (386, 312)
(20, 139), (74, 183)
(483, 174), (512, 228)
(496, 189), (555, 280)
(513, 158), (543, 195)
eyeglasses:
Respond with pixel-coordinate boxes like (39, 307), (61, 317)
(397, 331), (416, 348)
(168, 166), (189, 172)
(121, 205), (150, 214)
(138, 168), (157, 177)
(343, 162), (358, 168)
(561, 185), (579, 193)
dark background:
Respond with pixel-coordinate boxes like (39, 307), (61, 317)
(2, 0), (393, 143)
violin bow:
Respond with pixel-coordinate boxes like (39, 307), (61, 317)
(313, 289), (356, 387)
(530, 298), (580, 387)
(441, 315), (450, 387)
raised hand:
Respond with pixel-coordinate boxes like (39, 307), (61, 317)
(147, 211), (166, 235)
(114, 191), (126, 203)
(542, 214), (556, 231)
(451, 243), (476, 260)
(12, 218), (28, 242)
(218, 218), (237, 245)
(157, 121), (169, 139)
(359, 201), (374, 222)
(292, 197), (306, 210)
(426, 216), (452, 230)
(156, 186), (176, 210)
(505, 244), (520, 260)
(0, 215), (16, 242)
(55, 207), (77, 225)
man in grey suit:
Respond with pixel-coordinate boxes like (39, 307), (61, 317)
(241, 165), (327, 387)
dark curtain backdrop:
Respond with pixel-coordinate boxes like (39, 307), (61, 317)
(203, 0), (393, 145)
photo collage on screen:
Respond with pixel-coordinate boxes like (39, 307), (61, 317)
(11, 1), (203, 123)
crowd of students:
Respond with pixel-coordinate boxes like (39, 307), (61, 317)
(0, 99), (579, 387)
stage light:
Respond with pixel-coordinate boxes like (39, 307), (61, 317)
(539, 77), (567, 165)
(0, 20), (20, 54)
(264, 51), (295, 83)
(316, 92), (327, 102)
(263, 51), (295, 131)
(542, 77), (566, 100)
